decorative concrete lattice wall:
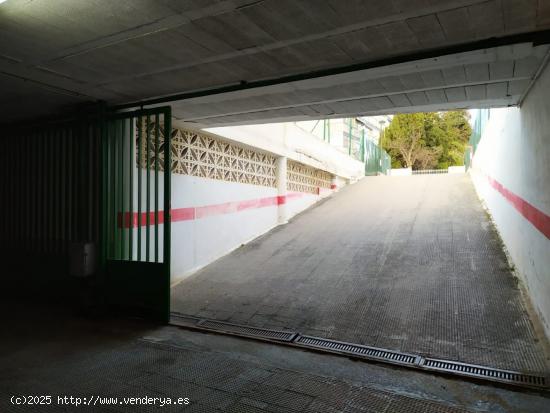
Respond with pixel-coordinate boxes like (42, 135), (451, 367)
(138, 123), (277, 188)
(287, 160), (333, 194)
(138, 123), (334, 193)
(136, 119), (164, 171)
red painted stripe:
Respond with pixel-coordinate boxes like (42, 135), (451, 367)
(286, 192), (303, 201)
(487, 176), (550, 239)
(118, 211), (165, 228)
(196, 196), (280, 219)
(171, 207), (195, 222)
(118, 192), (306, 228)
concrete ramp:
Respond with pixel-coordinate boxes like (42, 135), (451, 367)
(171, 175), (548, 374)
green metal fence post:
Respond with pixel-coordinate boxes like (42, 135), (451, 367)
(129, 117), (134, 260)
(146, 114), (151, 262)
(163, 108), (172, 322)
(348, 118), (352, 156)
(120, 119), (125, 260)
(155, 114), (159, 263)
(361, 129), (365, 162)
(137, 117), (142, 261)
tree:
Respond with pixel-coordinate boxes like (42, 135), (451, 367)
(380, 113), (441, 169)
(437, 110), (472, 169)
(380, 111), (471, 170)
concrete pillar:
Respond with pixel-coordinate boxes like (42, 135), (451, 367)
(276, 156), (287, 224)
(331, 175), (338, 191)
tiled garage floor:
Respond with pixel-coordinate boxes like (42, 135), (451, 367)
(172, 175), (549, 373)
(2, 302), (549, 413)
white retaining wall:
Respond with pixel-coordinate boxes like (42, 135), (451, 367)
(170, 174), (332, 283)
(171, 174), (277, 282)
(127, 169), (335, 283)
(162, 124), (361, 282)
(469, 62), (550, 337)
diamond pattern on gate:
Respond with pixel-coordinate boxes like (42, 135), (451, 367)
(287, 160), (333, 194)
(137, 122), (277, 188)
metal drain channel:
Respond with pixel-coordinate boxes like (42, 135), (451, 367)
(296, 338), (548, 390)
(169, 314), (548, 390)
(196, 319), (297, 342)
(421, 358), (547, 388)
(294, 335), (418, 367)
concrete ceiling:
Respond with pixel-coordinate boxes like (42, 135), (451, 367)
(1, 0), (549, 125)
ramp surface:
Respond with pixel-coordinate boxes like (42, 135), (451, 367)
(171, 175), (548, 373)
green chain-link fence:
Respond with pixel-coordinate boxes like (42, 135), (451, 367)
(315, 117), (392, 176)
(465, 109), (490, 171)
(364, 139), (391, 176)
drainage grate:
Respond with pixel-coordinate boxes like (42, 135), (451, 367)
(294, 335), (418, 367)
(422, 358), (547, 388)
(169, 316), (548, 390)
(196, 319), (298, 342)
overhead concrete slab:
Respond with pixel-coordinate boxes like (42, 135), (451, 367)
(0, 0), (549, 124)
(171, 43), (550, 126)
(171, 175), (549, 374)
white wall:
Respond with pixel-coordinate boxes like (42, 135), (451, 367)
(469, 62), (550, 337)
(170, 175), (278, 282)
(294, 118), (349, 150)
(125, 155), (338, 284)
(390, 167), (412, 176)
(170, 174), (329, 283)
(448, 166), (465, 174)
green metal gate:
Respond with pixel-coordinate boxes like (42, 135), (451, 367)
(101, 107), (172, 322)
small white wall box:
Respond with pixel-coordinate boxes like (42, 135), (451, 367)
(69, 242), (97, 277)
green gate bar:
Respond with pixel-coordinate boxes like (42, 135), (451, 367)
(129, 117), (134, 260)
(146, 115), (150, 262)
(137, 118), (142, 261)
(155, 114), (160, 263)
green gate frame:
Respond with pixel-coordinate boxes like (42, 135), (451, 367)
(101, 107), (172, 322)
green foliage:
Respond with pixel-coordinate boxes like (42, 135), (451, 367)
(380, 110), (471, 170)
